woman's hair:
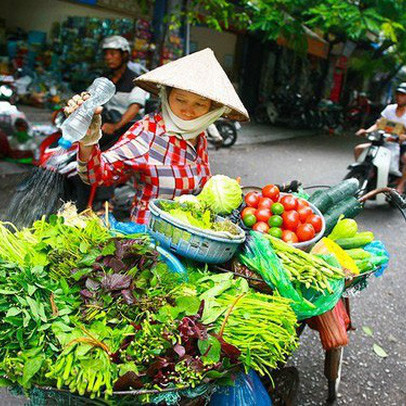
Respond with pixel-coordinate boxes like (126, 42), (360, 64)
(165, 86), (222, 111)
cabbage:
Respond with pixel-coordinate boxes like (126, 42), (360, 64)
(197, 175), (242, 215)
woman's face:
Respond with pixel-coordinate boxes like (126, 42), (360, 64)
(168, 89), (212, 120)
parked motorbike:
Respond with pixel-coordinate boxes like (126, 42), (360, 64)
(344, 129), (406, 205)
(255, 86), (343, 131)
(207, 118), (240, 148)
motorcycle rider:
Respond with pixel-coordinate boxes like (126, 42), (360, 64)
(62, 35), (149, 211)
(355, 83), (406, 194)
(65, 35), (148, 146)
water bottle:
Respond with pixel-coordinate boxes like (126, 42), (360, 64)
(58, 77), (116, 149)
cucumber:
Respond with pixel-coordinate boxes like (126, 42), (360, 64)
(309, 179), (360, 214)
(345, 248), (372, 260)
(335, 232), (375, 249)
(308, 191), (333, 213)
(323, 197), (363, 234)
(325, 179), (359, 204)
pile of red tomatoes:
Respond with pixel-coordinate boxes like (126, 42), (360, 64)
(241, 184), (323, 244)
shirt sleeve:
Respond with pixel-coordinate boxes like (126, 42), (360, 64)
(77, 120), (152, 186)
(381, 105), (390, 119)
(128, 87), (148, 107)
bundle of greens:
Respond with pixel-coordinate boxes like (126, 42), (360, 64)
(239, 232), (345, 320)
(0, 213), (298, 400)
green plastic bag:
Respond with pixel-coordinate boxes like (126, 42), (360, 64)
(239, 233), (344, 320)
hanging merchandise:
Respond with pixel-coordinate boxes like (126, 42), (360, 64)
(132, 19), (154, 70)
(58, 17), (135, 90)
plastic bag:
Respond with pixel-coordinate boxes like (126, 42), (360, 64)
(107, 213), (147, 234)
(239, 233), (344, 320)
(209, 369), (272, 406)
(363, 240), (389, 277)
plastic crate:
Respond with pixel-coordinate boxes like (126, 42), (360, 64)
(148, 199), (246, 264)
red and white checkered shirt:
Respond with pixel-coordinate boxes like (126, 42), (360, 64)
(78, 112), (211, 224)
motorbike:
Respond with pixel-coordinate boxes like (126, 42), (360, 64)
(0, 80), (56, 163)
(206, 118), (240, 148)
(254, 86), (343, 131)
(344, 126), (406, 206)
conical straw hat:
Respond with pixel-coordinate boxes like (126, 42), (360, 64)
(135, 48), (249, 122)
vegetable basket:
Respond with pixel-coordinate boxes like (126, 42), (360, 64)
(148, 199), (246, 264)
(9, 383), (214, 405)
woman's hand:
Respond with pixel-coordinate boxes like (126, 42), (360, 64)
(64, 92), (103, 146)
(355, 128), (367, 137)
(399, 133), (406, 143)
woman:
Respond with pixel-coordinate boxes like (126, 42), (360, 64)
(68, 48), (249, 223)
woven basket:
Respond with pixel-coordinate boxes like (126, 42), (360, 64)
(148, 199), (246, 264)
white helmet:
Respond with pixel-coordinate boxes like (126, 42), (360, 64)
(102, 36), (131, 53)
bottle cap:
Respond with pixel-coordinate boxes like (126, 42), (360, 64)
(58, 138), (73, 149)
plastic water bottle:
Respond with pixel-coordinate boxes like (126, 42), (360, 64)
(58, 77), (116, 149)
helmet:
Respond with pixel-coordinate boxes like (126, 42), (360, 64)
(102, 36), (131, 53)
(396, 82), (406, 94)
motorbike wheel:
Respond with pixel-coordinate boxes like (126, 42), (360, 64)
(216, 122), (238, 148)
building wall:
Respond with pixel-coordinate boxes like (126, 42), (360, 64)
(190, 26), (237, 77)
(4, 0), (148, 37)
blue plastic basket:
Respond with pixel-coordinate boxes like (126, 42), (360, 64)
(148, 199), (246, 264)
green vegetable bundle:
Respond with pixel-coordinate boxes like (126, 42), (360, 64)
(214, 293), (298, 376)
(0, 212), (299, 400)
(266, 235), (344, 294)
(239, 232), (345, 320)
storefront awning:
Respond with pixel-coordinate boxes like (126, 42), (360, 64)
(277, 26), (329, 59)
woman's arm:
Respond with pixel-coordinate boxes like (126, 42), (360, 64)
(77, 121), (151, 187)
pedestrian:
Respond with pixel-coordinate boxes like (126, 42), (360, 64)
(66, 48), (249, 223)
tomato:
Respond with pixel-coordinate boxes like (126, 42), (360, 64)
(282, 210), (300, 231)
(268, 215), (283, 227)
(255, 208), (272, 223)
(282, 230), (299, 244)
(262, 184), (280, 201)
(268, 227), (283, 239)
(245, 191), (261, 208)
(297, 206), (313, 223)
(297, 199), (310, 209)
(252, 221), (270, 233)
(258, 197), (274, 210)
(241, 207), (256, 218)
(306, 214), (323, 233)
(296, 223), (316, 242)
(271, 202), (284, 215)
(243, 213), (257, 227)
(280, 195), (298, 211)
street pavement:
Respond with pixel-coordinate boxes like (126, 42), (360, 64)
(211, 132), (406, 405)
(1, 112), (405, 404)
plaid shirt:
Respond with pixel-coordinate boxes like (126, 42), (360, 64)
(78, 112), (211, 224)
